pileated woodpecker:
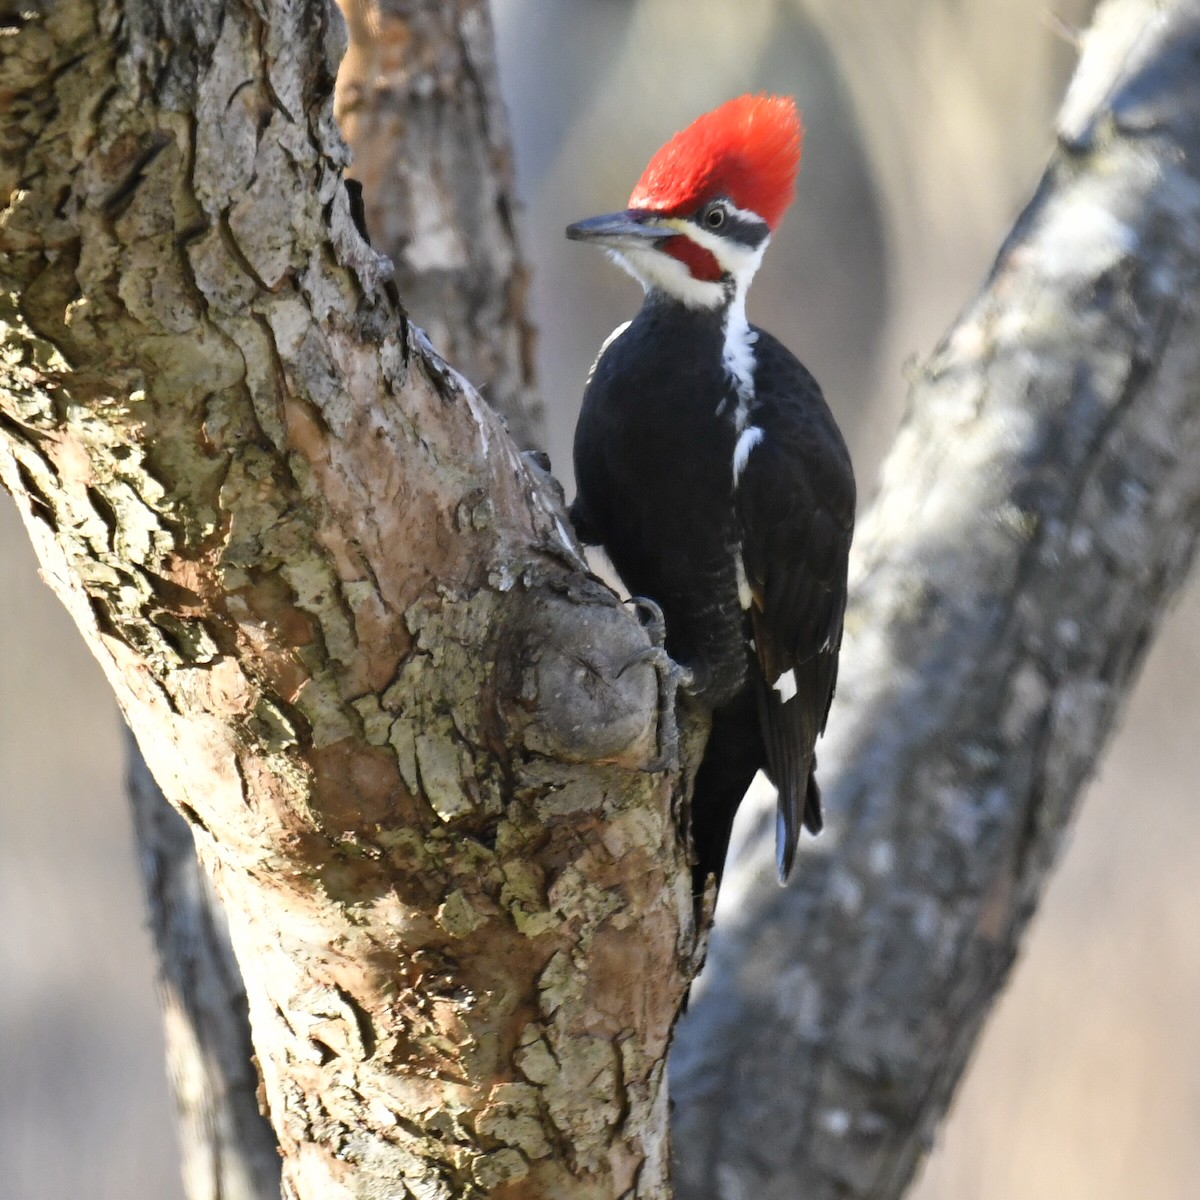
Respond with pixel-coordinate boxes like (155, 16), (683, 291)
(566, 95), (855, 891)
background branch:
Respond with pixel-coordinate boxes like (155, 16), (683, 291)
(336, 0), (542, 448)
(127, 729), (281, 1200)
(672, 3), (1200, 1196)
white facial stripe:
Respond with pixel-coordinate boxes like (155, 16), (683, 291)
(725, 201), (770, 227)
(599, 320), (631, 354)
(608, 247), (725, 310)
(723, 291), (758, 408)
(671, 221), (769, 292)
(609, 215), (770, 309)
(685, 228), (767, 406)
(585, 319), (631, 384)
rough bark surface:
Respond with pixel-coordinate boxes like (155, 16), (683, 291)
(127, 727), (282, 1200)
(0, 4), (697, 1198)
(124, 5), (542, 1193)
(335, 0), (542, 449)
(671, 3), (1200, 1197)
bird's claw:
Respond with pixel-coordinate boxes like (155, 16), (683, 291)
(618, 643), (692, 773)
(625, 595), (667, 647)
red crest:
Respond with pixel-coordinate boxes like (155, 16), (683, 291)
(628, 94), (803, 231)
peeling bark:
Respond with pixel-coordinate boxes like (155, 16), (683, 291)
(0, 4), (697, 1198)
(671, 2), (1200, 1197)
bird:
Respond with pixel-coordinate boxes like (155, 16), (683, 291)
(565, 94), (855, 895)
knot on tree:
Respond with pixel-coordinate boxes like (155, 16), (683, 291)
(501, 592), (671, 770)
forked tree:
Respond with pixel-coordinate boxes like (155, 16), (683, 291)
(2, 1), (1200, 1198)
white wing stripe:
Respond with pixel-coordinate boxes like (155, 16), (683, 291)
(773, 669), (798, 703)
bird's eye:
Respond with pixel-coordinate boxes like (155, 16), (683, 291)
(704, 205), (727, 230)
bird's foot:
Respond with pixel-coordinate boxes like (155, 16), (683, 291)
(624, 595), (667, 647)
(623, 596), (711, 695)
(522, 450), (570, 511)
(617, 643), (694, 773)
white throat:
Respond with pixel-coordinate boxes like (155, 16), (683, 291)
(614, 226), (770, 314)
(618, 225), (767, 424)
(609, 246), (725, 310)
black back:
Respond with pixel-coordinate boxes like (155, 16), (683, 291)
(572, 296), (750, 704)
(571, 294), (855, 886)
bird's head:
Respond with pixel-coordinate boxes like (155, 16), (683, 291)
(567, 94), (803, 310)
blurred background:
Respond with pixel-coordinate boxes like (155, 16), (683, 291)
(4, 1), (1199, 1196)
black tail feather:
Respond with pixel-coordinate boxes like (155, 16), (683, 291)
(753, 671), (820, 884)
(689, 690), (763, 898)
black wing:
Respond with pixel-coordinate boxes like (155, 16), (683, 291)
(735, 330), (855, 881)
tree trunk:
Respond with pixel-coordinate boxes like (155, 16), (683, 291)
(0, 3), (696, 1197)
(671, 2), (1200, 1196)
(122, 5), (545, 1194)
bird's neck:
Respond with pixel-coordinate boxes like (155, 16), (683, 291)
(640, 286), (757, 407)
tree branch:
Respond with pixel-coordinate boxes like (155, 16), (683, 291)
(127, 727), (281, 1200)
(671, 2), (1200, 1196)
(335, 0), (542, 448)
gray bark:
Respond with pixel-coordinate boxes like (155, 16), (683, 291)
(671, 2), (1200, 1197)
(127, 728), (282, 1200)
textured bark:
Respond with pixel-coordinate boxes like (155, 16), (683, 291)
(8, 1), (1200, 1197)
(671, 2), (1200, 1197)
(127, 728), (282, 1200)
(335, 0), (542, 449)
(125, 6), (542, 1194)
(0, 4), (697, 1198)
